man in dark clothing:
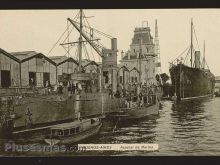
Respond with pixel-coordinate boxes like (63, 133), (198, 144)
(71, 83), (75, 94)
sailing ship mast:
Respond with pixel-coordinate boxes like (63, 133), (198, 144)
(202, 41), (206, 69)
(191, 18), (193, 68)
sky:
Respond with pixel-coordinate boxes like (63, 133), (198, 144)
(0, 9), (220, 76)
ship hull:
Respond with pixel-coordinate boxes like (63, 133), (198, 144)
(0, 92), (124, 135)
(169, 64), (215, 101)
(120, 100), (159, 121)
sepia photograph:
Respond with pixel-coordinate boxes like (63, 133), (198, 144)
(0, 8), (220, 156)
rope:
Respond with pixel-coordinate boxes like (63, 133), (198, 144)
(47, 11), (80, 56)
(205, 60), (210, 70)
(83, 43), (90, 61)
(171, 45), (190, 64)
(83, 10), (91, 29)
(82, 43), (98, 72)
(61, 26), (74, 45)
(74, 45), (79, 61)
(90, 43), (96, 62)
(71, 20), (113, 39)
(67, 20), (70, 57)
(193, 46), (197, 67)
(47, 27), (71, 56)
(183, 46), (191, 65)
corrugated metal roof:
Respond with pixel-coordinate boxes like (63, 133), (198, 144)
(83, 60), (99, 68)
(50, 56), (78, 66)
(11, 51), (39, 61)
(10, 51), (56, 65)
(0, 48), (20, 62)
(50, 56), (69, 64)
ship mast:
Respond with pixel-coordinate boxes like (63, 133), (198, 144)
(78, 9), (83, 73)
(202, 40), (206, 69)
(191, 18), (193, 68)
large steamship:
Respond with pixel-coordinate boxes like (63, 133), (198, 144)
(169, 19), (215, 102)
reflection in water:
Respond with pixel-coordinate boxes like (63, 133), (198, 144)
(169, 100), (207, 154)
(1, 97), (220, 156)
(155, 97), (220, 156)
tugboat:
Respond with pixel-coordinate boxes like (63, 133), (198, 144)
(169, 19), (215, 102)
(44, 117), (101, 145)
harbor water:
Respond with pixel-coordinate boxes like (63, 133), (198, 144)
(1, 97), (220, 156)
(83, 96), (220, 156)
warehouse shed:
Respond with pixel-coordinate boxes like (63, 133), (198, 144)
(11, 51), (57, 87)
(50, 56), (78, 77)
(0, 48), (20, 88)
(83, 60), (99, 73)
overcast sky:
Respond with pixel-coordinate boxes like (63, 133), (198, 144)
(0, 9), (220, 76)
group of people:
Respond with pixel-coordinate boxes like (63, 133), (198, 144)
(56, 81), (83, 95)
(106, 82), (155, 97)
(105, 82), (158, 108)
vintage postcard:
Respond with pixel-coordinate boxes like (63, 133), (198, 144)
(0, 9), (220, 156)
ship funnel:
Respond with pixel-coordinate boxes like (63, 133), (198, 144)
(195, 51), (201, 68)
(111, 38), (117, 51)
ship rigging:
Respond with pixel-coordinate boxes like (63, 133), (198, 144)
(47, 9), (114, 72)
(170, 19), (209, 70)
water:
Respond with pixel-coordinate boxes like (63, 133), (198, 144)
(1, 97), (220, 156)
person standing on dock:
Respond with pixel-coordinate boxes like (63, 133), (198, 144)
(77, 82), (82, 94)
(108, 84), (113, 98)
(58, 82), (63, 94)
(71, 82), (75, 94)
(25, 108), (33, 128)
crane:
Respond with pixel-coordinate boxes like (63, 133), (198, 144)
(67, 17), (104, 58)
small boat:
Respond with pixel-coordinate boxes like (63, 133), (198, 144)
(110, 94), (160, 121)
(44, 117), (102, 145)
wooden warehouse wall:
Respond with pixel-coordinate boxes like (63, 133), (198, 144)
(20, 58), (56, 87)
(57, 61), (78, 76)
(0, 52), (20, 88)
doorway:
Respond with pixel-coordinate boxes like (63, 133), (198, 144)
(1, 70), (11, 88)
(29, 72), (36, 87)
(103, 71), (109, 84)
(43, 72), (50, 87)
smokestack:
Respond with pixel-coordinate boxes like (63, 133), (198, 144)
(111, 38), (117, 51)
(195, 51), (201, 68)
